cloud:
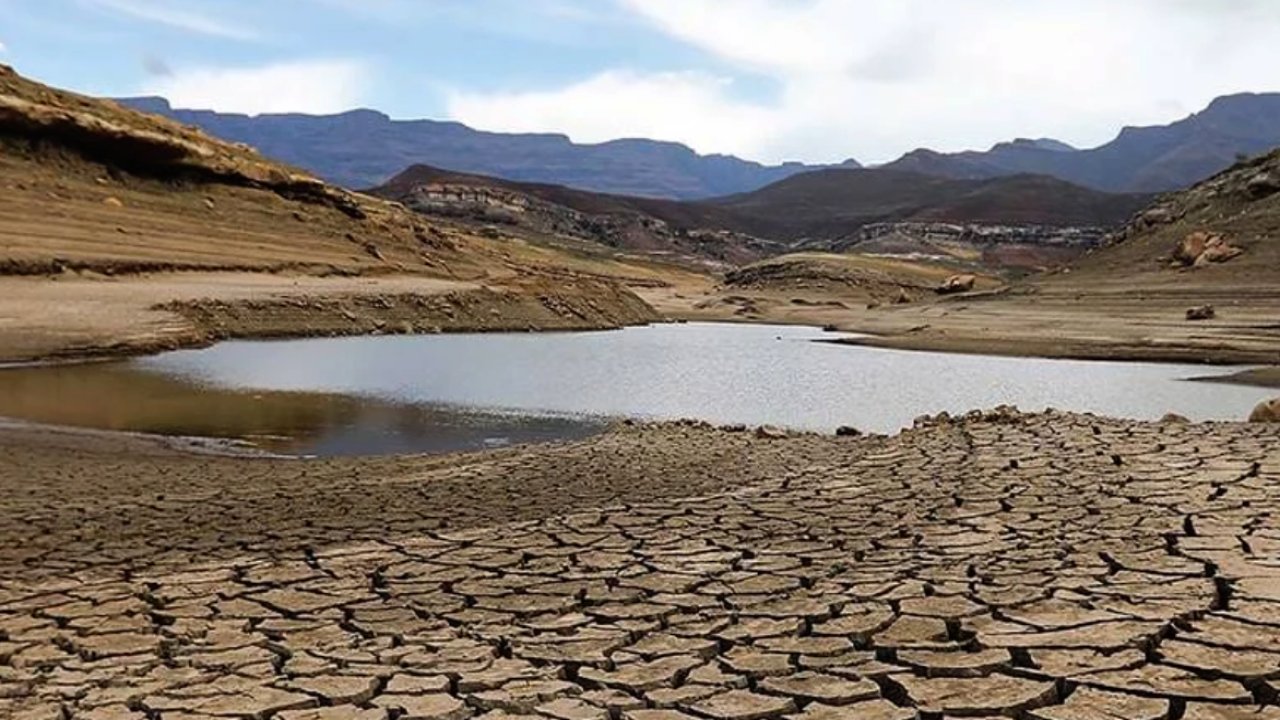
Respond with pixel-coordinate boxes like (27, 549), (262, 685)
(0, 40), (6, 54)
(448, 71), (781, 156)
(87, 0), (258, 41)
(448, 0), (1280, 163)
(140, 60), (369, 115)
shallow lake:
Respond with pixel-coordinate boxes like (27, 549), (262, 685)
(0, 322), (1271, 456)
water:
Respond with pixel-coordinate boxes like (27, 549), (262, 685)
(0, 322), (1271, 456)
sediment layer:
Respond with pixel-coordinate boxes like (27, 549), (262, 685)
(3, 411), (1279, 718)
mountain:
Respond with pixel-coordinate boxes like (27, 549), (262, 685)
(697, 169), (1151, 241)
(882, 93), (1280, 193)
(373, 163), (1151, 273)
(114, 97), (853, 200)
(372, 165), (783, 266)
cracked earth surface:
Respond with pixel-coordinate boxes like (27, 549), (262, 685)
(2, 412), (1280, 719)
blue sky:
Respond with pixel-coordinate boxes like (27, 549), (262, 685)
(3, 0), (1280, 164)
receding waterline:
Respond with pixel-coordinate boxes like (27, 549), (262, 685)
(0, 322), (1270, 456)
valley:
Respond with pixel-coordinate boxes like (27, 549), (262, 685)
(3, 46), (1280, 720)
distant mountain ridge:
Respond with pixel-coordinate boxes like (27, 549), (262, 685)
(372, 163), (1151, 268)
(117, 92), (1280, 201)
(115, 97), (854, 200)
(882, 93), (1280, 193)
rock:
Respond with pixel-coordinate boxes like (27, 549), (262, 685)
(936, 274), (976, 295)
(755, 426), (789, 440)
(1185, 305), (1216, 321)
(893, 288), (912, 305)
(835, 426), (861, 437)
(1139, 206), (1175, 227)
(1248, 399), (1280, 423)
(102, 196), (123, 207)
(1161, 413), (1191, 424)
(822, 324), (839, 332)
(1196, 236), (1244, 266)
(1175, 231), (1243, 268)
(1246, 170), (1280, 199)
(1174, 232), (1212, 266)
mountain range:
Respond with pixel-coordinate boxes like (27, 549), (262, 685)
(115, 97), (851, 200)
(118, 93), (1280, 200)
(881, 94), (1280, 193)
(372, 163), (1151, 271)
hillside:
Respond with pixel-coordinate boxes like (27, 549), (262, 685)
(835, 149), (1280, 363)
(882, 93), (1280, 193)
(1050, 147), (1280, 287)
(115, 97), (851, 199)
(373, 164), (1151, 274)
(701, 169), (1151, 241)
(0, 65), (662, 362)
(371, 164), (775, 266)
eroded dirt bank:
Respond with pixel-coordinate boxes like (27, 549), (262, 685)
(3, 411), (1280, 718)
(0, 271), (659, 363)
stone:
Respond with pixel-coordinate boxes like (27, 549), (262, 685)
(754, 426), (789, 440)
(1249, 399), (1280, 423)
(936, 274), (976, 295)
(1185, 305), (1216, 321)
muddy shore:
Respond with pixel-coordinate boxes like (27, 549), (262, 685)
(4, 411), (1280, 718)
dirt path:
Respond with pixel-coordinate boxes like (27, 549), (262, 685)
(2, 413), (1280, 718)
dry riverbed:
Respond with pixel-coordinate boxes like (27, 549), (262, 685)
(3, 411), (1280, 719)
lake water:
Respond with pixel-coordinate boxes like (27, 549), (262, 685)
(0, 322), (1270, 456)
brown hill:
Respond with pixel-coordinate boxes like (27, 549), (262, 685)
(371, 164), (775, 266)
(374, 164), (1151, 270)
(1049, 149), (1280, 288)
(702, 169), (1152, 242)
(832, 149), (1280, 364)
(0, 65), (662, 362)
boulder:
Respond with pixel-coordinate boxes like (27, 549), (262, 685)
(1249, 399), (1280, 423)
(835, 426), (862, 437)
(936, 274), (977, 295)
(1173, 232), (1212, 266)
(1185, 305), (1216, 321)
(754, 425), (789, 440)
(1139, 206), (1175, 227)
(1160, 413), (1191, 424)
(1196, 236), (1244, 266)
(1246, 171), (1280, 199)
(893, 288), (912, 304)
(102, 196), (123, 208)
(1174, 231), (1243, 268)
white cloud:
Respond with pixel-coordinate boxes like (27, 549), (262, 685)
(448, 71), (782, 156)
(0, 40), (7, 54)
(140, 60), (369, 115)
(88, 0), (258, 41)
(447, 0), (1280, 164)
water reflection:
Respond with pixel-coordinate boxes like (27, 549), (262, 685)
(0, 363), (604, 456)
(0, 323), (1272, 457)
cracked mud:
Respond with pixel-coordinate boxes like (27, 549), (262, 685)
(2, 412), (1280, 719)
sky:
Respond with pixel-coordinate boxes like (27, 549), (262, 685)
(3, 0), (1280, 165)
